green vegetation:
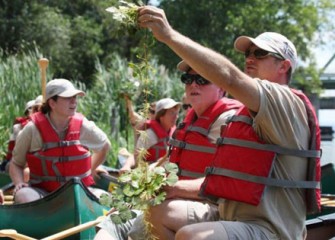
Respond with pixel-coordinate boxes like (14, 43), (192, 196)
(100, 162), (178, 224)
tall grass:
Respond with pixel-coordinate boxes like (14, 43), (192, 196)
(0, 51), (184, 167)
(0, 49), (43, 158)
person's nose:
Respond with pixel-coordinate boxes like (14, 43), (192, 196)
(245, 56), (255, 64)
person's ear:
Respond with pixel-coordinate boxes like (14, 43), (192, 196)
(219, 88), (226, 98)
(279, 59), (291, 74)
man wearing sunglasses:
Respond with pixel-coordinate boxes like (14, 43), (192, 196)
(138, 6), (320, 240)
(95, 61), (242, 240)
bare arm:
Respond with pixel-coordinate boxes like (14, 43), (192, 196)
(138, 6), (260, 112)
(124, 95), (143, 126)
(9, 161), (29, 193)
(119, 154), (136, 174)
(91, 141), (111, 177)
(165, 178), (205, 200)
(0, 190), (3, 204)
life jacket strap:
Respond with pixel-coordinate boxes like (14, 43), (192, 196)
(179, 169), (205, 179)
(42, 140), (81, 151)
(205, 167), (320, 189)
(169, 139), (216, 154)
(216, 137), (321, 158)
(30, 170), (91, 183)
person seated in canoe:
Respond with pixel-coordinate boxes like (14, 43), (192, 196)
(94, 60), (242, 240)
(136, 6), (321, 240)
(119, 97), (181, 174)
(123, 94), (156, 146)
(1, 95), (42, 182)
(9, 79), (111, 204)
(116, 95), (156, 172)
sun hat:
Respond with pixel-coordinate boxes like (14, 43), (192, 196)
(33, 95), (43, 107)
(234, 32), (298, 72)
(24, 100), (35, 112)
(155, 98), (181, 114)
(45, 79), (85, 101)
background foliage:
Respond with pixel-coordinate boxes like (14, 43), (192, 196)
(0, 0), (334, 166)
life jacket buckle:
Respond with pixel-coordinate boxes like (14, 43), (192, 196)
(216, 137), (224, 145)
(58, 156), (69, 162)
(58, 141), (69, 147)
(179, 141), (186, 149)
(56, 176), (66, 182)
(205, 167), (214, 174)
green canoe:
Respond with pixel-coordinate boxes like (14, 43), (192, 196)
(0, 177), (108, 239)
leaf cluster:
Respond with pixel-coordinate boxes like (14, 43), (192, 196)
(100, 162), (179, 224)
(105, 0), (142, 32)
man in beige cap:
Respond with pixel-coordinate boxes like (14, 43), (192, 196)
(10, 79), (111, 204)
(138, 6), (321, 240)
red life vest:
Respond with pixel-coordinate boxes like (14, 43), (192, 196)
(169, 98), (243, 179)
(5, 116), (31, 161)
(27, 112), (94, 192)
(143, 120), (175, 162)
(200, 90), (321, 214)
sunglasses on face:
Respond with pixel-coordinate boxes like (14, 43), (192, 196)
(245, 48), (284, 60)
(181, 74), (211, 85)
(182, 104), (192, 110)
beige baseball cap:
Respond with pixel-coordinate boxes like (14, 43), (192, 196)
(45, 79), (85, 101)
(155, 98), (181, 114)
(234, 32), (298, 72)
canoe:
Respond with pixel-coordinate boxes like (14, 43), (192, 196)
(0, 177), (108, 239)
(92, 166), (119, 192)
(306, 212), (335, 240)
(306, 163), (335, 219)
(0, 171), (12, 192)
(306, 163), (335, 239)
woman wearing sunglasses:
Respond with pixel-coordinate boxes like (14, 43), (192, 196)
(138, 6), (320, 240)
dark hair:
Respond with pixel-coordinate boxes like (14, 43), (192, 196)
(41, 95), (58, 114)
(155, 109), (167, 122)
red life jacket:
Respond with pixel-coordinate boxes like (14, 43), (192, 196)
(169, 98), (243, 179)
(143, 120), (175, 162)
(27, 112), (94, 192)
(5, 116), (31, 161)
(200, 90), (321, 214)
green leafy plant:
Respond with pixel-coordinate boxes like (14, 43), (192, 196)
(100, 162), (178, 224)
(101, 3), (179, 239)
(105, 0), (142, 31)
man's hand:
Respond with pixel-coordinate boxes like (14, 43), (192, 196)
(93, 165), (109, 179)
(138, 6), (175, 44)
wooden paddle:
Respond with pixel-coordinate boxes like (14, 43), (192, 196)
(38, 58), (49, 101)
(40, 216), (105, 240)
(0, 229), (36, 240)
(4, 195), (13, 201)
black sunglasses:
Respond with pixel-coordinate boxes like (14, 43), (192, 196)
(182, 104), (192, 110)
(245, 48), (284, 60)
(181, 74), (211, 85)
